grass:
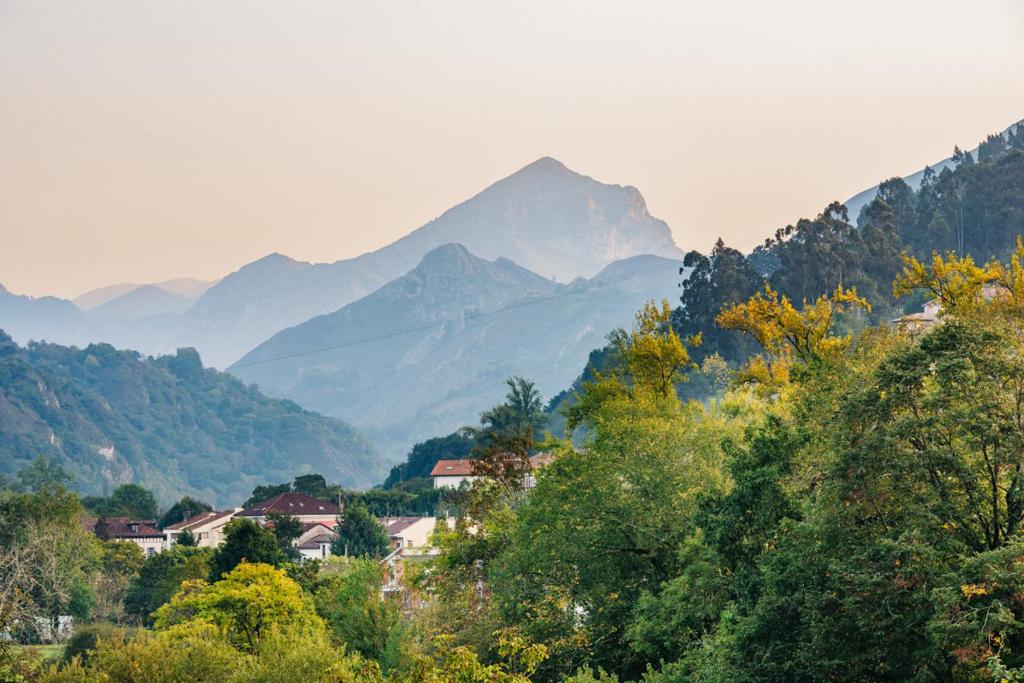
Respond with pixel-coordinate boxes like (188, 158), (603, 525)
(9, 642), (63, 663)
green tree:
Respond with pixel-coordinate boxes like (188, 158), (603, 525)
(87, 484), (159, 519)
(314, 558), (399, 661)
(267, 513), (303, 560)
(15, 455), (73, 493)
(331, 502), (390, 559)
(292, 473), (329, 499)
(158, 496), (212, 529)
(210, 518), (285, 580)
(123, 546), (212, 624)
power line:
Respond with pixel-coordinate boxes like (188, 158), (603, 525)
(230, 260), (685, 370)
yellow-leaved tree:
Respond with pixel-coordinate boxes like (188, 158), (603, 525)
(715, 284), (870, 388)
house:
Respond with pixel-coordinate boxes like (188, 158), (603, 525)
(163, 509), (240, 549)
(237, 492), (341, 528)
(893, 299), (942, 332)
(430, 459), (477, 489)
(430, 453), (554, 489)
(382, 516), (438, 552)
(294, 522), (338, 561)
(83, 517), (164, 556)
(894, 284), (1007, 332)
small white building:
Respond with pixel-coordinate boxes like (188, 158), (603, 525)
(163, 509), (240, 549)
(294, 522), (338, 561)
(430, 454), (555, 489)
(429, 459), (478, 489)
(382, 516), (439, 551)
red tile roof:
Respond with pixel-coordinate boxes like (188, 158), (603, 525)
(238, 492), (340, 517)
(430, 459), (475, 477)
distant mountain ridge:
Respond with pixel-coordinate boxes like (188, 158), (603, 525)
(74, 277), (217, 310)
(232, 244), (683, 458)
(177, 157), (682, 367)
(844, 118), (1024, 223)
(0, 331), (383, 506)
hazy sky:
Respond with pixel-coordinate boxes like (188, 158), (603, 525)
(2, 1), (1023, 298)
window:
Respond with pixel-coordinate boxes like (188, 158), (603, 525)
(406, 539), (413, 548)
(146, 547), (156, 556)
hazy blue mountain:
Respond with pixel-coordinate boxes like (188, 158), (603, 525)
(90, 285), (195, 319)
(176, 252), (390, 369)
(0, 283), (89, 348)
(844, 118), (1024, 223)
(231, 244), (682, 458)
(0, 331), (383, 506)
(180, 157), (682, 368)
(74, 277), (216, 310)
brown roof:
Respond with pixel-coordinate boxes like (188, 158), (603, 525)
(82, 516), (163, 540)
(238, 492), (340, 517)
(163, 509), (236, 531)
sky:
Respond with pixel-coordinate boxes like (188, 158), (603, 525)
(2, 1), (1023, 299)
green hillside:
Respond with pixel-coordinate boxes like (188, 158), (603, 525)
(0, 332), (384, 505)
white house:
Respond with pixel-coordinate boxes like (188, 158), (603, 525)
(382, 516), (439, 552)
(295, 521), (338, 561)
(431, 454), (555, 489)
(163, 509), (240, 549)
(429, 459), (478, 489)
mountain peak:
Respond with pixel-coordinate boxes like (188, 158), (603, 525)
(520, 156), (570, 173)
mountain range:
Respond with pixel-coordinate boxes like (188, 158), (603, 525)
(231, 244), (683, 457)
(1, 157), (682, 370)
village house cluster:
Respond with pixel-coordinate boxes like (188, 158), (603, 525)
(82, 491), (444, 563)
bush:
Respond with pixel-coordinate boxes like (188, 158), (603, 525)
(61, 622), (129, 666)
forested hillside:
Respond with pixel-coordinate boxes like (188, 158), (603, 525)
(0, 332), (383, 505)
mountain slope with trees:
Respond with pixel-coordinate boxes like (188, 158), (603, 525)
(231, 245), (683, 458)
(0, 332), (383, 506)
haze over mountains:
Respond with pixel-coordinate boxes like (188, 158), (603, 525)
(844, 118), (1024, 224)
(0, 157), (683, 369)
(176, 156), (682, 367)
(232, 244), (683, 457)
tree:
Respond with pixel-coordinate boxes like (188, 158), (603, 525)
(477, 377), (547, 444)
(331, 502), (390, 559)
(292, 474), (329, 500)
(716, 283), (870, 387)
(91, 541), (145, 624)
(175, 529), (197, 547)
(566, 299), (697, 430)
(243, 483), (291, 508)
(153, 562), (323, 652)
(123, 546), (212, 624)
(15, 455), (73, 493)
(158, 497), (212, 529)
(266, 513), (302, 560)
(86, 484), (159, 520)
(674, 239), (764, 364)
(314, 558), (400, 661)
(210, 519), (285, 580)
